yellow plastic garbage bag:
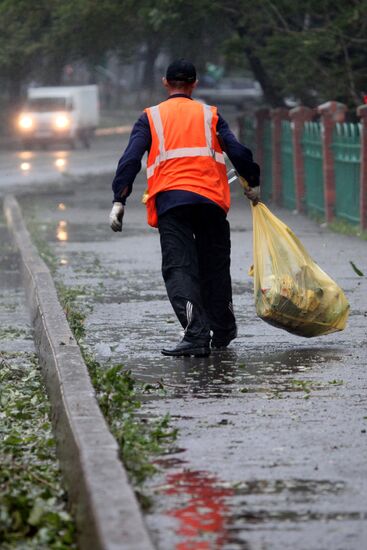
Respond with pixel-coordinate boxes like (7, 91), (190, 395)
(250, 203), (350, 337)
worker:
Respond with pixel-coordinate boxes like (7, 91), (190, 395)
(109, 59), (260, 357)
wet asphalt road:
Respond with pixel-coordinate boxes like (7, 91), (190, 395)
(20, 166), (367, 550)
(0, 134), (127, 197)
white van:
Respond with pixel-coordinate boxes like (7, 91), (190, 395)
(17, 85), (99, 149)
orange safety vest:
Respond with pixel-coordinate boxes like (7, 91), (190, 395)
(144, 97), (230, 227)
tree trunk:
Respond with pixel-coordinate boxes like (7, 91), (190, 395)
(233, 19), (286, 108)
(243, 44), (286, 108)
(141, 35), (160, 103)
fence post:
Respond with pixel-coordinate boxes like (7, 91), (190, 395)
(289, 106), (314, 212)
(317, 101), (347, 223)
(271, 108), (289, 204)
(237, 112), (246, 143)
(357, 104), (367, 230)
(254, 108), (269, 167)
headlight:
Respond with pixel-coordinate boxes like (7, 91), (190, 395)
(19, 114), (33, 130)
(54, 114), (70, 130)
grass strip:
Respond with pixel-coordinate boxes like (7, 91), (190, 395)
(0, 352), (76, 549)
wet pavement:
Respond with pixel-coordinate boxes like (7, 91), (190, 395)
(20, 172), (367, 550)
(0, 216), (35, 356)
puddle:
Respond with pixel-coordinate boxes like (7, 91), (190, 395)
(150, 470), (234, 549)
(109, 346), (345, 401)
(230, 478), (345, 496)
(230, 509), (365, 524)
(147, 470), (356, 549)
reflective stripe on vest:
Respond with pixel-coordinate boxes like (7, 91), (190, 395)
(146, 103), (225, 179)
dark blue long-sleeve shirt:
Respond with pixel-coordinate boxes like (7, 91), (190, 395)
(112, 94), (260, 216)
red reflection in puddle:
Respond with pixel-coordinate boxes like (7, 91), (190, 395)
(163, 470), (234, 549)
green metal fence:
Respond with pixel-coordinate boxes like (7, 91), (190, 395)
(302, 122), (325, 215)
(280, 121), (296, 209)
(332, 123), (361, 224)
(240, 113), (364, 227)
(262, 120), (273, 202)
(243, 117), (256, 154)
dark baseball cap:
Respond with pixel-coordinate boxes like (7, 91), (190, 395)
(166, 59), (197, 83)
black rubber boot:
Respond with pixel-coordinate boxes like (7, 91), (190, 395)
(211, 327), (237, 349)
(161, 338), (210, 358)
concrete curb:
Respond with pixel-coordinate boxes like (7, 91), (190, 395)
(3, 195), (155, 550)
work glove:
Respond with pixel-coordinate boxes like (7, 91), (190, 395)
(109, 202), (124, 232)
(244, 186), (260, 205)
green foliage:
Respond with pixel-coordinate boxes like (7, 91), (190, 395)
(349, 261), (364, 277)
(0, 353), (76, 548)
(0, 0), (50, 95)
(0, 327), (28, 340)
(57, 283), (87, 341)
(49, 0), (132, 64)
(221, 0), (367, 107)
(328, 218), (367, 240)
(289, 378), (314, 394)
(1, 0), (367, 107)
(88, 360), (178, 486)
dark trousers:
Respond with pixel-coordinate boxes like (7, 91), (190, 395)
(158, 204), (237, 343)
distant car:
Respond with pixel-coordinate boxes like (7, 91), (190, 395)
(194, 77), (263, 108)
